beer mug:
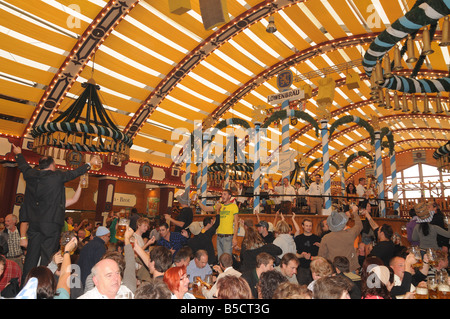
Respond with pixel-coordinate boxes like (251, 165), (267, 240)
(436, 269), (449, 285)
(438, 283), (450, 299)
(192, 276), (201, 293)
(115, 217), (129, 241)
(91, 155), (102, 171)
(400, 225), (407, 237)
(80, 173), (89, 189)
(428, 277), (438, 299)
(426, 248), (437, 267)
(359, 209), (366, 221)
(60, 231), (76, 256)
(415, 286), (429, 299)
(204, 275), (213, 289)
(410, 246), (423, 270)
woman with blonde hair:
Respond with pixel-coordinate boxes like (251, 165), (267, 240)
(273, 219), (296, 259)
(307, 256), (334, 293)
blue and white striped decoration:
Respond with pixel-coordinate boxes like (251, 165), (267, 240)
(201, 132), (211, 207)
(390, 151), (399, 212)
(321, 119), (332, 215)
(281, 99), (290, 181)
(185, 156), (191, 196)
(374, 131), (386, 217)
(224, 131), (234, 190)
(340, 163), (346, 199)
(253, 123), (261, 214)
(362, 0), (450, 93)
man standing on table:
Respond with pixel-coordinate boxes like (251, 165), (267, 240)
(11, 143), (98, 283)
(199, 189), (239, 258)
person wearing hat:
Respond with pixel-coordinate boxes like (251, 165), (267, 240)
(412, 202), (450, 250)
(318, 204), (363, 273)
(164, 191), (193, 235)
(76, 225), (111, 290)
(256, 220), (275, 244)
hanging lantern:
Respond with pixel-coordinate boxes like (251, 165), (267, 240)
(423, 94), (431, 113)
(440, 16), (450, 46)
(370, 72), (379, 95)
(383, 54), (393, 78)
(384, 89), (392, 109)
(393, 45), (403, 71)
(436, 94), (444, 113)
(393, 91), (401, 111)
(401, 93), (410, 112)
(421, 26), (434, 55)
(375, 59), (385, 84)
(377, 89), (385, 107)
(411, 94), (419, 113)
(406, 35), (418, 63)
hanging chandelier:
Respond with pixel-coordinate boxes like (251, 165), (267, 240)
(363, 1), (450, 113)
(30, 78), (133, 163)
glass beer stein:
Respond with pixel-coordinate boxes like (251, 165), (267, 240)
(428, 277), (438, 299)
(426, 248), (438, 267)
(80, 173), (89, 189)
(438, 283), (450, 299)
(415, 286), (429, 299)
(410, 246), (423, 270)
(400, 225), (407, 237)
(91, 155), (102, 171)
(115, 217), (129, 241)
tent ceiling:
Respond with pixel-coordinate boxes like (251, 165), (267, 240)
(1, 0), (449, 180)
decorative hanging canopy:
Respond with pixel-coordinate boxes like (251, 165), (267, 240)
(30, 79), (133, 161)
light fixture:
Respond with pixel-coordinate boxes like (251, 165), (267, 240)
(393, 91), (401, 110)
(421, 26), (434, 55)
(436, 94), (444, 113)
(383, 54), (393, 78)
(423, 94), (430, 113)
(385, 89), (392, 109)
(266, 16), (277, 33)
(402, 94), (409, 112)
(393, 45), (403, 71)
(411, 94), (419, 113)
(406, 35), (418, 63)
(30, 78), (132, 162)
(439, 16), (450, 46)
(375, 59), (385, 84)
(377, 89), (385, 107)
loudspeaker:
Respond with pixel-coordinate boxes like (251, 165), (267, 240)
(199, 0), (230, 30)
(168, 0), (191, 15)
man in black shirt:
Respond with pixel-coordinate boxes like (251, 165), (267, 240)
(256, 220), (275, 244)
(164, 191), (193, 235)
(241, 252), (275, 299)
(365, 211), (396, 266)
(293, 218), (321, 285)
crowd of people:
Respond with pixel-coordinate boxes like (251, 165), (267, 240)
(0, 146), (449, 300)
(1, 190), (449, 300)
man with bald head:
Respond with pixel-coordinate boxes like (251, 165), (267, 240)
(78, 259), (134, 299)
